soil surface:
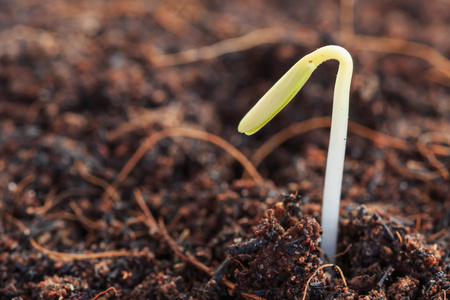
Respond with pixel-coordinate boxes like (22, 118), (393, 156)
(0, 0), (449, 299)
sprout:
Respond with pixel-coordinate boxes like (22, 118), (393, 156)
(238, 45), (353, 259)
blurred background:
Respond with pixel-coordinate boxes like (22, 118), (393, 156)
(1, 0), (449, 190)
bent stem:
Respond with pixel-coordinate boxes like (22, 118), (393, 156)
(238, 45), (353, 259)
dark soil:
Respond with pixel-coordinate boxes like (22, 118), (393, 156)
(0, 0), (449, 299)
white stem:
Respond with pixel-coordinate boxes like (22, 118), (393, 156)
(238, 46), (353, 260)
(311, 46), (353, 260)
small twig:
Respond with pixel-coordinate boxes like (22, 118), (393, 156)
(43, 211), (80, 222)
(133, 189), (236, 292)
(5, 191), (139, 264)
(207, 257), (234, 289)
(30, 187), (100, 216)
(30, 238), (134, 261)
(75, 160), (122, 203)
(69, 201), (98, 231)
(386, 150), (441, 181)
(416, 216), (422, 231)
(428, 229), (448, 242)
(26, 187), (57, 215)
(328, 244), (352, 261)
(157, 218), (236, 290)
(91, 287), (118, 300)
(395, 231), (403, 245)
(158, 218), (212, 275)
(302, 264), (347, 300)
(12, 175), (36, 201)
(339, 0), (450, 81)
(103, 127), (263, 201)
(133, 188), (159, 233)
(148, 28), (285, 67)
(350, 34), (450, 79)
(381, 222), (396, 242)
(250, 117), (409, 169)
(417, 132), (450, 181)
(228, 237), (269, 255)
(241, 293), (267, 300)
(249, 117), (446, 182)
(348, 121), (409, 150)
(0, 203), (29, 235)
(377, 265), (393, 288)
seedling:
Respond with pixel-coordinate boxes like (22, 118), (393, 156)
(238, 45), (353, 259)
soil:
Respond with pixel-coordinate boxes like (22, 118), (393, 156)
(0, 0), (449, 299)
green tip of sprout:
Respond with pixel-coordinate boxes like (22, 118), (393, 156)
(238, 59), (315, 135)
(238, 45), (353, 260)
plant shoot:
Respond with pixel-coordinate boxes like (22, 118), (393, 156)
(238, 45), (353, 259)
